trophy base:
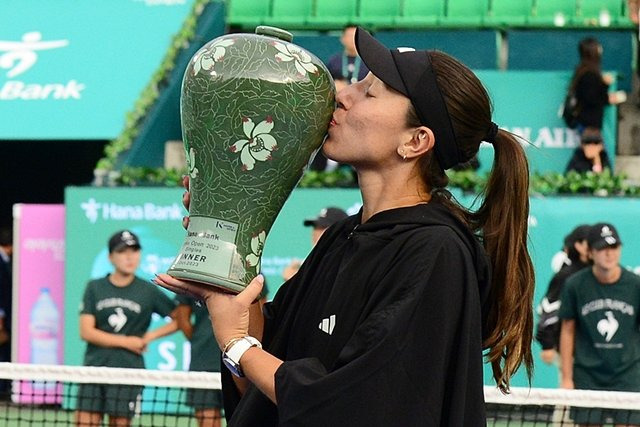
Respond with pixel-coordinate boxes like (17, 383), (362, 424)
(167, 216), (249, 294)
(166, 268), (247, 294)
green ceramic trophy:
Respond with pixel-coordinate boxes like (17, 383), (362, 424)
(167, 26), (335, 293)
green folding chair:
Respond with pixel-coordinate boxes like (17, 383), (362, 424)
(485, 0), (532, 26)
(308, 0), (358, 29)
(227, 0), (270, 28)
(578, 0), (626, 26)
(358, 0), (401, 28)
(395, 0), (445, 28)
(264, 0), (313, 29)
(530, 0), (577, 27)
(441, 0), (488, 27)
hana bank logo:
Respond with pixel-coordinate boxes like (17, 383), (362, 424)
(0, 31), (85, 100)
(80, 198), (183, 224)
(0, 31), (68, 78)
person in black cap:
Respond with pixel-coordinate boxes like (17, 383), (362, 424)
(559, 223), (640, 424)
(76, 230), (179, 426)
(536, 224), (591, 366)
(156, 27), (535, 425)
(303, 207), (348, 246)
(565, 127), (612, 174)
(282, 207), (349, 282)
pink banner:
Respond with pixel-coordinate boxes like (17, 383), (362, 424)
(14, 204), (65, 404)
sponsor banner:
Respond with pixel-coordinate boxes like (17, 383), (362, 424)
(65, 188), (191, 412)
(476, 70), (617, 174)
(64, 189), (188, 358)
(65, 187), (640, 390)
(13, 204), (65, 403)
(0, 0), (194, 139)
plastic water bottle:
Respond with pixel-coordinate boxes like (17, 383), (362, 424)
(30, 288), (60, 391)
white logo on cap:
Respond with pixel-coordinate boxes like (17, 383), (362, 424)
(396, 47), (416, 53)
(600, 225), (617, 245)
(121, 231), (137, 245)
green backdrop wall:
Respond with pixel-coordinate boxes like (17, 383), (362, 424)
(65, 187), (640, 389)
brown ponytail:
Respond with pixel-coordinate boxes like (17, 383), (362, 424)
(473, 130), (535, 392)
(410, 51), (535, 392)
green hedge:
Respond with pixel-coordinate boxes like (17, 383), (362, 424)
(106, 166), (640, 197)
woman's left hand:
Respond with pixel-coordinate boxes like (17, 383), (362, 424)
(154, 274), (264, 349)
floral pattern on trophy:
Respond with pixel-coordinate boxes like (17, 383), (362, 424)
(192, 38), (235, 76)
(187, 147), (199, 179)
(245, 230), (266, 272)
(229, 116), (278, 171)
(272, 42), (318, 77)
(169, 27), (335, 292)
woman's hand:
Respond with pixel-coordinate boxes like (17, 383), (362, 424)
(154, 274), (264, 349)
(182, 175), (191, 229)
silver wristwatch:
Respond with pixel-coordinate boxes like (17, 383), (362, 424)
(222, 336), (262, 377)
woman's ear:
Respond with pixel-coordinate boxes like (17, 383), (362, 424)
(401, 127), (435, 160)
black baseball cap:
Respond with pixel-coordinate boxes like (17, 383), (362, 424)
(587, 223), (622, 250)
(108, 230), (141, 253)
(303, 207), (348, 229)
(354, 27), (461, 170)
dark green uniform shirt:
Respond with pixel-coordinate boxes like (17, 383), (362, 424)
(80, 275), (176, 369)
(559, 268), (640, 391)
(176, 295), (221, 373)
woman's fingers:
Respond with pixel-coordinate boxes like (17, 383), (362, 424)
(235, 275), (265, 307)
(154, 273), (211, 300)
(181, 175), (191, 230)
(182, 190), (191, 210)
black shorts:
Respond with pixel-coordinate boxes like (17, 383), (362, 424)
(76, 383), (142, 418)
(186, 387), (223, 410)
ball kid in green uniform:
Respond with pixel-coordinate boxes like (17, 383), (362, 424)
(76, 230), (179, 427)
(560, 223), (640, 424)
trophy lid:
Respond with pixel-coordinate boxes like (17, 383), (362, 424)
(255, 26), (293, 43)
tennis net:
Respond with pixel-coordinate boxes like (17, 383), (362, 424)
(0, 362), (223, 426)
(485, 385), (640, 426)
(2, 363), (640, 426)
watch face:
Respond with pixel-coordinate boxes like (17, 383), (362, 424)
(223, 355), (244, 377)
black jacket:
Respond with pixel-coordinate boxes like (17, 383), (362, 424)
(222, 202), (491, 426)
(575, 70), (610, 129)
(535, 259), (589, 350)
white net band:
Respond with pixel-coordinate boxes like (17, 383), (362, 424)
(484, 385), (640, 411)
(0, 362), (221, 390)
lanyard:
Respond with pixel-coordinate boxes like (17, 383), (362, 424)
(341, 54), (361, 84)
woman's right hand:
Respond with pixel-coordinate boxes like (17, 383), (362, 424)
(182, 175), (191, 230)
